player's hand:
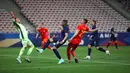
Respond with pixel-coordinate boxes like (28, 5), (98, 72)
(60, 40), (64, 44)
(68, 39), (72, 43)
(51, 34), (55, 38)
(10, 11), (15, 18)
(59, 26), (63, 30)
(10, 11), (13, 15)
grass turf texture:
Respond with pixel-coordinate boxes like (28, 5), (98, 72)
(0, 46), (130, 73)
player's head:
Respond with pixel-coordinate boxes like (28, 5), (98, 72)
(15, 17), (20, 23)
(36, 24), (43, 29)
(81, 18), (88, 24)
(111, 27), (114, 31)
(91, 20), (96, 25)
(62, 20), (68, 26)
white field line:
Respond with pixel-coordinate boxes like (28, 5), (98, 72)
(0, 54), (130, 70)
(0, 64), (119, 70)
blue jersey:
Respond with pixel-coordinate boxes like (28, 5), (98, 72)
(110, 29), (115, 38)
(88, 24), (99, 47)
(54, 25), (69, 48)
(60, 25), (69, 41)
(90, 24), (98, 40)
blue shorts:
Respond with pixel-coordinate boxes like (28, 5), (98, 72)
(88, 39), (99, 47)
(110, 37), (117, 41)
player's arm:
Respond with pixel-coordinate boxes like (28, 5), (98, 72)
(60, 27), (69, 43)
(63, 33), (68, 41)
(59, 26), (63, 30)
(10, 11), (15, 19)
(111, 31), (115, 34)
(88, 27), (98, 32)
(69, 30), (80, 42)
(69, 24), (81, 41)
(36, 32), (40, 38)
(112, 31), (116, 36)
(10, 11), (21, 28)
(60, 33), (68, 44)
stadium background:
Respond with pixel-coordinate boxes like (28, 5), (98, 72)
(0, 0), (130, 47)
(0, 0), (130, 73)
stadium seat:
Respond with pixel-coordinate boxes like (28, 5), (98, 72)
(1, 0), (130, 33)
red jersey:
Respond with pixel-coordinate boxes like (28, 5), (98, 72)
(71, 23), (89, 45)
(38, 27), (49, 41)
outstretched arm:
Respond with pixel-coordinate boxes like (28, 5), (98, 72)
(36, 32), (40, 38)
(60, 33), (68, 44)
(10, 11), (15, 19)
(87, 26), (98, 32)
(68, 30), (79, 42)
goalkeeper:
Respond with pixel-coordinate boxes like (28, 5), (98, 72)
(10, 11), (34, 63)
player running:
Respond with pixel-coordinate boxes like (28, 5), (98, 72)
(37, 20), (69, 64)
(67, 18), (95, 63)
(10, 11), (35, 63)
(35, 24), (51, 53)
(84, 20), (110, 60)
(51, 20), (69, 64)
(106, 27), (119, 50)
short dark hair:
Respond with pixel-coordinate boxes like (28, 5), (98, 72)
(92, 20), (96, 24)
(63, 20), (68, 24)
(83, 18), (88, 24)
(111, 27), (114, 31)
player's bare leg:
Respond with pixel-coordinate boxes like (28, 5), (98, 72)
(25, 45), (34, 63)
(36, 41), (45, 54)
(52, 46), (64, 64)
(17, 46), (26, 63)
(36, 39), (51, 54)
(115, 41), (119, 50)
(106, 41), (111, 51)
(96, 46), (110, 55)
(67, 44), (73, 63)
(71, 45), (78, 63)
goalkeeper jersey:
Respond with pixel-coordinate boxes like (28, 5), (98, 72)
(12, 20), (28, 40)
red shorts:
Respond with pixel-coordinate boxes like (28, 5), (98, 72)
(41, 38), (48, 48)
(70, 38), (81, 45)
(67, 39), (79, 51)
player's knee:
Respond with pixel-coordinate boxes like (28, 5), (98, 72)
(52, 46), (56, 49)
(96, 47), (99, 50)
(49, 38), (53, 42)
(88, 45), (91, 48)
(31, 45), (34, 48)
(115, 41), (117, 43)
(67, 47), (70, 51)
(109, 41), (112, 43)
(67, 49), (70, 52)
(70, 50), (74, 52)
(21, 48), (25, 52)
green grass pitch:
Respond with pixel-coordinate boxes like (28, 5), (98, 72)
(0, 46), (130, 73)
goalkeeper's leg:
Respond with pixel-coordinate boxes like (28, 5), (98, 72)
(25, 40), (34, 63)
(17, 45), (26, 63)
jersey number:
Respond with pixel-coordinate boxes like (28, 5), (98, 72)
(79, 30), (86, 37)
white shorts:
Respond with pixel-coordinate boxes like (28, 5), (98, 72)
(21, 38), (34, 47)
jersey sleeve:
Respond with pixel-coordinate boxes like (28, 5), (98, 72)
(12, 20), (20, 29)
